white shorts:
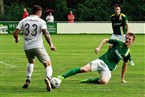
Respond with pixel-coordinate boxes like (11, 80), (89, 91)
(111, 34), (125, 42)
(25, 47), (50, 64)
(89, 59), (111, 80)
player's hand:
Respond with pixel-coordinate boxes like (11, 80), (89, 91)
(50, 45), (56, 51)
(130, 61), (135, 66)
(15, 38), (19, 43)
(95, 48), (100, 54)
(121, 79), (128, 83)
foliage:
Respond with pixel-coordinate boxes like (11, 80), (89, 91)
(1, 2), (30, 21)
(54, 0), (68, 21)
(0, 0), (145, 21)
(77, 0), (112, 21)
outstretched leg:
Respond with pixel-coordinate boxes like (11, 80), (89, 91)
(58, 63), (92, 80)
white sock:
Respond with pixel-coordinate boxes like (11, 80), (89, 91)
(46, 66), (53, 79)
(26, 63), (34, 80)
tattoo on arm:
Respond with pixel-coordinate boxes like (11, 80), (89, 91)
(42, 29), (52, 46)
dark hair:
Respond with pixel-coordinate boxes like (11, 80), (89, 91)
(114, 4), (121, 9)
(126, 32), (136, 41)
(32, 5), (42, 14)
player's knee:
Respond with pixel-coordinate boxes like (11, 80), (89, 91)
(28, 60), (34, 64)
(100, 77), (110, 84)
(80, 68), (87, 72)
(100, 80), (109, 84)
(80, 67), (91, 72)
(80, 64), (92, 72)
(43, 61), (51, 68)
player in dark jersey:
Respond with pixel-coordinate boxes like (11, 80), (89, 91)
(110, 4), (134, 66)
(58, 32), (135, 85)
(111, 4), (128, 36)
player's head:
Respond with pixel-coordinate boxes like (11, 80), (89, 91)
(32, 5), (42, 17)
(125, 32), (136, 46)
(114, 4), (121, 15)
(69, 11), (73, 14)
(24, 8), (27, 12)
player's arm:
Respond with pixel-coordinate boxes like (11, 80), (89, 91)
(121, 62), (127, 83)
(126, 22), (129, 33)
(124, 15), (129, 33)
(110, 16), (114, 31)
(111, 23), (114, 31)
(13, 28), (20, 43)
(42, 29), (56, 51)
(121, 53), (130, 83)
(95, 38), (109, 53)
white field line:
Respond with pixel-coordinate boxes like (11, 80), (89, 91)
(0, 61), (16, 68)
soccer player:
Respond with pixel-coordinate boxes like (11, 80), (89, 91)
(13, 5), (56, 91)
(110, 4), (134, 66)
(58, 33), (135, 84)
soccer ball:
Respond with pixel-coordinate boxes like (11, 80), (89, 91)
(51, 77), (61, 88)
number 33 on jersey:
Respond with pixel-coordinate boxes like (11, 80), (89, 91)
(16, 15), (48, 50)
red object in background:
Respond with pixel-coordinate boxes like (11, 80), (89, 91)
(68, 11), (75, 23)
(22, 8), (29, 19)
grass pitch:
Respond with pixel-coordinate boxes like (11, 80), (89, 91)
(0, 34), (144, 97)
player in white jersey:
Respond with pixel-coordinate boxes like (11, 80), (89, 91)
(13, 5), (56, 92)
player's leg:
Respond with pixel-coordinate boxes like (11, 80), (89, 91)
(80, 74), (111, 84)
(43, 61), (52, 91)
(81, 59), (111, 84)
(35, 47), (52, 91)
(23, 49), (35, 88)
(99, 70), (111, 84)
(58, 63), (92, 80)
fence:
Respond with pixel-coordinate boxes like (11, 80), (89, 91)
(0, 21), (57, 34)
(0, 21), (145, 34)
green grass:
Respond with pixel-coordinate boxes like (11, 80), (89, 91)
(0, 34), (144, 97)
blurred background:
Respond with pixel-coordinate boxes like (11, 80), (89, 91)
(0, 0), (145, 21)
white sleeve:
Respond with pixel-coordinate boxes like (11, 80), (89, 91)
(46, 16), (49, 21)
(16, 20), (23, 30)
(52, 16), (54, 21)
(41, 21), (47, 30)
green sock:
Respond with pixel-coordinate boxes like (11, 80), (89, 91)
(62, 67), (81, 78)
(81, 77), (100, 83)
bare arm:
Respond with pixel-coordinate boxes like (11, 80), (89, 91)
(126, 23), (129, 33)
(95, 38), (109, 53)
(42, 29), (56, 51)
(13, 29), (20, 43)
(121, 62), (127, 83)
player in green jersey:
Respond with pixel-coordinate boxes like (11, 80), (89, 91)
(110, 4), (134, 66)
(58, 32), (135, 84)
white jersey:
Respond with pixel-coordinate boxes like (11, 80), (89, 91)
(46, 15), (54, 22)
(16, 15), (48, 50)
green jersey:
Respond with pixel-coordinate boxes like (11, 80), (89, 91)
(111, 13), (128, 35)
(99, 39), (131, 71)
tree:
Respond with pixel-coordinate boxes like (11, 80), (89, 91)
(1, 0), (145, 21)
(0, 0), (4, 16)
(54, 0), (68, 21)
